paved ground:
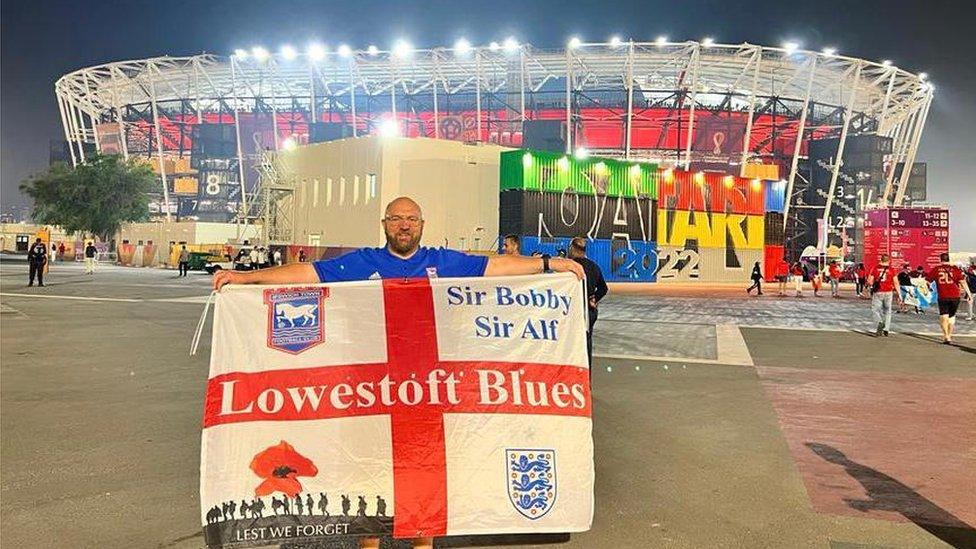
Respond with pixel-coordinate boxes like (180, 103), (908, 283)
(2, 257), (974, 548)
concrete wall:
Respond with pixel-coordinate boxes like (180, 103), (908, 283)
(283, 136), (506, 250)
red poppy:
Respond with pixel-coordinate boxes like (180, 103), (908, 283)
(250, 440), (318, 497)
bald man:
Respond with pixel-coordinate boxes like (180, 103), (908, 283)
(214, 196), (583, 287)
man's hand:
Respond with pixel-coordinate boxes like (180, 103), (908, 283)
(213, 269), (245, 291)
(550, 257), (585, 280)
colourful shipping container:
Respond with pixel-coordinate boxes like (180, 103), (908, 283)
(500, 149), (657, 198)
(499, 190), (656, 242)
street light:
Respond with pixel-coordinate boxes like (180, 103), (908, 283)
(454, 38), (472, 55)
(280, 45), (297, 61)
(393, 39), (413, 58)
(306, 43), (326, 61)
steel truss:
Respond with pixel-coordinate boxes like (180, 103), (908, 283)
(56, 41), (932, 230)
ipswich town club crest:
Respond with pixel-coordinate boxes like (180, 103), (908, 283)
(507, 449), (556, 520)
(264, 287), (328, 354)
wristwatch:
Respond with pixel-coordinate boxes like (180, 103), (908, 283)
(541, 254), (551, 273)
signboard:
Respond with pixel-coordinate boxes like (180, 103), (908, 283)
(861, 207), (949, 271)
(201, 275), (594, 547)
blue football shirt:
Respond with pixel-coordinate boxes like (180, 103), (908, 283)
(312, 246), (488, 282)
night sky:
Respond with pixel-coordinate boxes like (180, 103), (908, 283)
(2, 0), (973, 248)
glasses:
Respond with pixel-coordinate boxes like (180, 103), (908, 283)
(384, 215), (422, 225)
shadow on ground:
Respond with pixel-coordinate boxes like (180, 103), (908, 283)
(807, 442), (976, 548)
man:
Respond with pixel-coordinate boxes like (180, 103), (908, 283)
(273, 248), (283, 267)
(501, 234), (521, 256)
(776, 257), (790, 296)
(249, 247), (260, 270)
(84, 241), (98, 275)
(854, 262), (867, 298)
(965, 265), (976, 321)
(214, 197), (583, 290)
(213, 197), (584, 549)
(896, 264), (914, 314)
(926, 253), (966, 344)
(828, 260), (842, 298)
(791, 261), (805, 297)
(27, 238), (47, 287)
(178, 245), (190, 277)
(864, 254), (896, 337)
(567, 236), (608, 370)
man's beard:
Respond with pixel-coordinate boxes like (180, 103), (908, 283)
(386, 230), (422, 256)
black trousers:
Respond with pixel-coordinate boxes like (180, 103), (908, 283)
(179, 261), (189, 276)
(28, 262), (44, 285)
(586, 307), (598, 379)
(747, 279), (762, 293)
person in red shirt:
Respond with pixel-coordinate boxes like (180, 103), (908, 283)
(791, 261), (805, 297)
(777, 257), (790, 296)
(926, 252), (967, 344)
(865, 254), (896, 336)
(828, 261), (842, 298)
(854, 262), (867, 298)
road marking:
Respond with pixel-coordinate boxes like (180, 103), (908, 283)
(596, 324), (754, 366)
(1, 292), (218, 305)
(715, 324), (754, 366)
(0, 292), (140, 303)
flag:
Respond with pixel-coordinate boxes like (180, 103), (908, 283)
(200, 274), (594, 547)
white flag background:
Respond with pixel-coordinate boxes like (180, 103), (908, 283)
(200, 273), (593, 547)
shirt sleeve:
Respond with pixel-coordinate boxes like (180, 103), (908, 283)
(435, 249), (488, 277)
(312, 250), (366, 282)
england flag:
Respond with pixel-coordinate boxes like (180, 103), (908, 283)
(200, 274), (594, 547)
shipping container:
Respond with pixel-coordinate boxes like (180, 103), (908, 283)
(657, 210), (764, 250)
(520, 235), (657, 283)
(764, 179), (786, 212)
(500, 149), (657, 198)
(656, 245), (763, 283)
(763, 245), (785, 281)
(741, 163), (780, 181)
(499, 190), (656, 242)
(658, 170), (764, 215)
(764, 212), (785, 246)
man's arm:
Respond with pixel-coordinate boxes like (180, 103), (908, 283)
(593, 268), (609, 303)
(484, 254), (584, 279)
(213, 263), (318, 291)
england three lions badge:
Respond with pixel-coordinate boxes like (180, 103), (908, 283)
(264, 287), (329, 354)
(507, 449), (556, 520)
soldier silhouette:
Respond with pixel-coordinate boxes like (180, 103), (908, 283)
(318, 492), (329, 516)
(206, 505), (221, 524)
(271, 496), (284, 516)
(295, 494), (304, 515)
(375, 495), (387, 517)
(252, 498), (265, 518)
(227, 500), (237, 520)
(240, 500), (250, 519)
(282, 495), (290, 515)
(357, 496), (367, 517)
(341, 494), (351, 516)
(306, 493), (314, 516)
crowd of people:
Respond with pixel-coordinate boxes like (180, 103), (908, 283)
(749, 251), (974, 341)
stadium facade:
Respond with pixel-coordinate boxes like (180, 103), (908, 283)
(55, 40), (933, 259)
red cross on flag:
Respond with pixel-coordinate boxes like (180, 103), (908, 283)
(200, 274), (594, 547)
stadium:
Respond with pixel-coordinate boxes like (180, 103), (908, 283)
(54, 39), (934, 260)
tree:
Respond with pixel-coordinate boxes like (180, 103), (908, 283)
(20, 153), (157, 241)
